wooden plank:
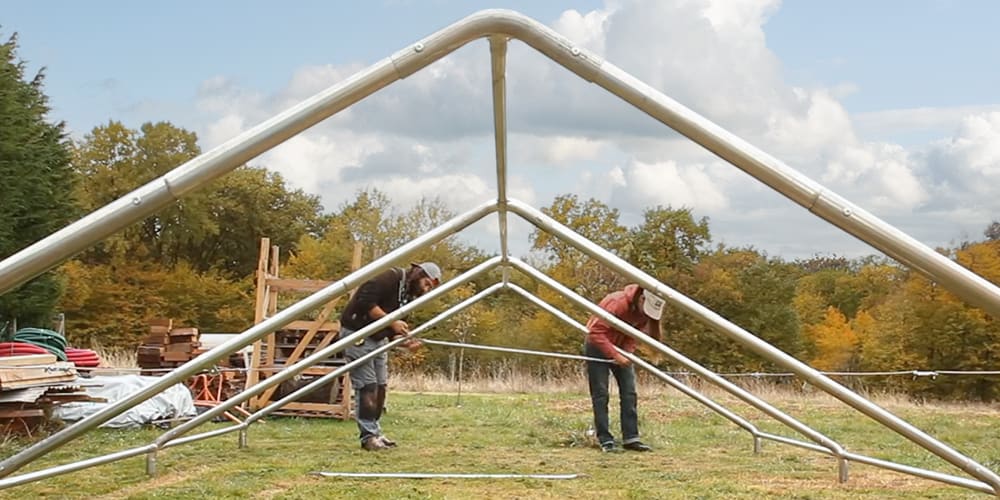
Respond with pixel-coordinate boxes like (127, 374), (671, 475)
(0, 354), (57, 367)
(37, 395), (107, 403)
(283, 320), (339, 332)
(1, 374), (77, 391)
(143, 334), (169, 345)
(265, 244), (279, 369)
(281, 401), (348, 412)
(245, 237), (271, 399)
(162, 352), (191, 362)
(0, 362), (76, 384)
(311, 325), (341, 354)
(272, 403), (350, 419)
(253, 238), (271, 326)
(264, 278), (334, 293)
(0, 408), (45, 418)
(169, 327), (199, 337)
(165, 343), (195, 353)
(258, 366), (343, 377)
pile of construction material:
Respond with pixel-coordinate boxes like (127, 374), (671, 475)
(0, 353), (101, 435)
(0, 353), (76, 390)
(192, 333), (249, 402)
(137, 319), (203, 374)
(135, 323), (248, 410)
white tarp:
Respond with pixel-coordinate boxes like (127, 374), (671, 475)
(53, 374), (196, 428)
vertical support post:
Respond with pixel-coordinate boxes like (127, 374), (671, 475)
(351, 240), (363, 275)
(245, 238), (271, 401)
(489, 35), (511, 281)
(265, 244), (280, 368)
(145, 451), (156, 477)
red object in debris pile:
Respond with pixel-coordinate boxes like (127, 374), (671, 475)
(0, 342), (49, 356)
(65, 348), (102, 368)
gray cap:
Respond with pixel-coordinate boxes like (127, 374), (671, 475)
(413, 262), (442, 284)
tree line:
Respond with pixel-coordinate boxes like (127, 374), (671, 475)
(3, 34), (1000, 401)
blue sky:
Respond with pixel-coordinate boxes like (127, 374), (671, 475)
(6, 1), (1000, 260)
(769, 2), (999, 112)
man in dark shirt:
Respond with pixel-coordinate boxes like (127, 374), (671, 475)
(341, 262), (442, 450)
(585, 284), (663, 453)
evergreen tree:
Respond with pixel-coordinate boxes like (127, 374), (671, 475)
(0, 33), (77, 329)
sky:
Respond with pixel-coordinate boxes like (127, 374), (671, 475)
(5, 0), (1000, 262)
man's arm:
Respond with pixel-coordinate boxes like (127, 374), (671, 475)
(645, 318), (661, 342)
(586, 298), (631, 364)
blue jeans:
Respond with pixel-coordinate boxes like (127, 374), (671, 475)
(344, 329), (388, 443)
(585, 342), (640, 446)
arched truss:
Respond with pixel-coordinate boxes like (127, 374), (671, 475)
(1, 9), (999, 496)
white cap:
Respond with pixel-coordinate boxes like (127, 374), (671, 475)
(413, 262), (442, 284)
(642, 289), (664, 320)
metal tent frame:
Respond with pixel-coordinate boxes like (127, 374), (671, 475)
(1, 9), (999, 496)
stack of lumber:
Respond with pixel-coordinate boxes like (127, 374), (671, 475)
(0, 353), (77, 390)
(0, 353), (99, 435)
(137, 319), (202, 374)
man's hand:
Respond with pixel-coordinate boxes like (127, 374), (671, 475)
(390, 320), (410, 336)
(400, 338), (423, 352)
(612, 353), (632, 366)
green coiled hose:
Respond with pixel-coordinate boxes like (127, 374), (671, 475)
(9, 327), (69, 361)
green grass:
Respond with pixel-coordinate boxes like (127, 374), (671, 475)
(0, 388), (997, 499)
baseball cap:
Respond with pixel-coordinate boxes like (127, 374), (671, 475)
(642, 289), (664, 320)
(412, 262), (442, 285)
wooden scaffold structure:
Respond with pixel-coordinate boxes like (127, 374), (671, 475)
(243, 237), (362, 419)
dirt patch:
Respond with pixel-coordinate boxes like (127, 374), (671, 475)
(252, 479), (299, 499)
(747, 467), (946, 495)
(96, 464), (213, 500)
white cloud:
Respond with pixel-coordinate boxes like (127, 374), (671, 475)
(938, 111), (1000, 178)
(196, 76), (265, 118)
(380, 173), (492, 211)
(764, 89), (855, 161)
(203, 114), (246, 149)
(530, 136), (606, 165)
(815, 140), (927, 212)
(855, 105), (1000, 141)
(608, 166), (626, 187)
(552, 8), (612, 54)
(612, 159), (729, 212)
(260, 132), (383, 197)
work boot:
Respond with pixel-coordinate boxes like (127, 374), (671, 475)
(623, 441), (652, 452)
(379, 435), (397, 447)
(600, 441), (623, 453)
(361, 436), (389, 451)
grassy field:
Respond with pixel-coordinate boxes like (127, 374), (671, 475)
(0, 375), (998, 499)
